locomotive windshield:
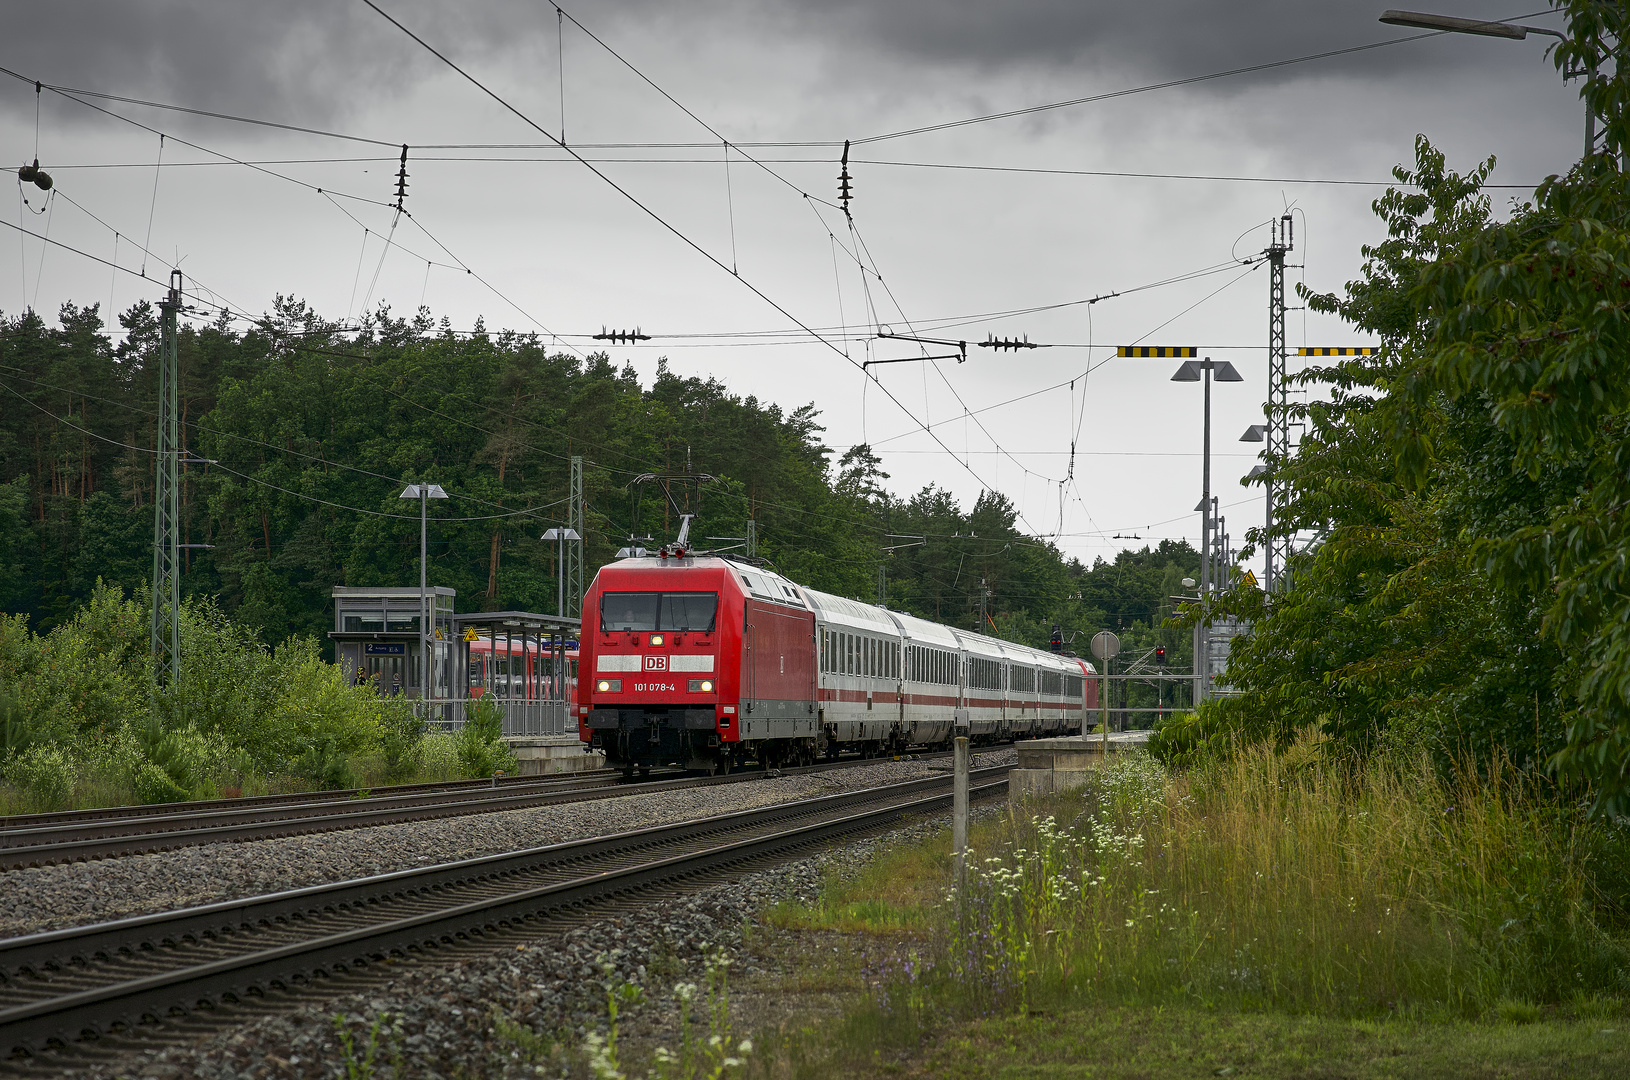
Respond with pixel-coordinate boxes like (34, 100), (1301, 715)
(600, 591), (719, 632)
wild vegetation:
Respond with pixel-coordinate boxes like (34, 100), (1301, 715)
(754, 749), (1630, 1076)
(0, 581), (513, 810)
(754, 5), (1630, 1073)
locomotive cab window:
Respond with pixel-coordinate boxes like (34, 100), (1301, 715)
(600, 592), (719, 632)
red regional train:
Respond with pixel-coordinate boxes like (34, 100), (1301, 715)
(577, 550), (1099, 773)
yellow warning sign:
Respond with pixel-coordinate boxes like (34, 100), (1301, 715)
(463, 626), (480, 642)
(1241, 569), (1259, 589)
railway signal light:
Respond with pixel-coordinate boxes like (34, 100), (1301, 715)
(1155, 646), (1167, 665)
(1050, 625), (1063, 653)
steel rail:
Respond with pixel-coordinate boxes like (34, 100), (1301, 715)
(0, 766), (617, 830)
(0, 747), (976, 869)
(0, 766), (1011, 1054)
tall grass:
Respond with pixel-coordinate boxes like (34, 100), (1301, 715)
(934, 742), (1629, 1018)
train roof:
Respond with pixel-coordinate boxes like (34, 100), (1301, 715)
(886, 608), (963, 648)
(801, 587), (898, 634)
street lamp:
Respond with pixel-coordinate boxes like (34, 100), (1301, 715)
(1172, 357), (1242, 702)
(1378, 10), (1590, 156)
(541, 527), (583, 617)
(399, 483), (449, 710)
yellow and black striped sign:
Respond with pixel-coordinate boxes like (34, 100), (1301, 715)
(1298, 347), (1376, 356)
(1117, 346), (1197, 357)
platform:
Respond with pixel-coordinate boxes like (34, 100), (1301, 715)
(504, 735), (605, 775)
(1008, 731), (1153, 802)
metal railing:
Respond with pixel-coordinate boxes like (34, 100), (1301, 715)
(427, 698), (573, 737)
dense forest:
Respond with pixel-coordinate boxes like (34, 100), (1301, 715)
(0, 296), (1196, 671)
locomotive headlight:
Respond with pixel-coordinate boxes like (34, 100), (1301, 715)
(649, 634), (664, 646)
(688, 679), (714, 693)
(596, 679), (622, 693)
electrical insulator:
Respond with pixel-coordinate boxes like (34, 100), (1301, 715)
(18, 159), (50, 190)
(393, 145), (409, 211)
(980, 335), (1038, 353)
(593, 327), (652, 344)
(838, 139), (853, 216)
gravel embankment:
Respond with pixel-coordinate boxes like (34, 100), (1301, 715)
(42, 799), (1012, 1080)
(0, 750), (1012, 938)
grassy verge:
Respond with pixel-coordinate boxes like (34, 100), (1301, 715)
(739, 743), (1630, 1078)
(830, 1003), (1630, 1079)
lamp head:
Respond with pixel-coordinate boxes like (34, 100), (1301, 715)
(399, 483), (449, 499)
(1240, 424), (1267, 442)
(1213, 360), (1244, 382)
(1379, 9), (1526, 39)
(1170, 360), (1203, 382)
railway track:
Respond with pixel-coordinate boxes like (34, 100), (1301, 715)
(0, 749), (973, 870)
(0, 766), (619, 831)
(0, 764), (1011, 1059)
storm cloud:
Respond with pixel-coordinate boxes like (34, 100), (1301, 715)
(3, 1), (1573, 135)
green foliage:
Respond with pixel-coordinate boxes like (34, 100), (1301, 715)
(291, 737), (357, 791)
(1209, 11), (1630, 808)
(456, 695), (517, 778)
(2, 294), (1172, 669)
(4, 743), (73, 810)
(132, 759), (189, 805)
(1145, 704), (1245, 769)
(859, 747), (1629, 1024)
(378, 701), (426, 782)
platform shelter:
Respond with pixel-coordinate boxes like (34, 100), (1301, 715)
(329, 587), (581, 737)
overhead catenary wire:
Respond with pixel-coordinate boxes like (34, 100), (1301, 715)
(849, 14), (1556, 144)
(0, 64), (572, 349)
(359, 0), (1042, 525)
(36, 154), (1544, 189)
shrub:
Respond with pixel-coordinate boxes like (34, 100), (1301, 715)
(0, 685), (30, 757)
(133, 760), (189, 805)
(379, 701), (426, 782)
(291, 737), (357, 791)
(4, 743), (74, 810)
(419, 730), (463, 781)
(457, 696), (517, 778)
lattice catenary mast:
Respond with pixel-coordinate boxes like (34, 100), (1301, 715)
(150, 271), (183, 683)
(566, 455), (585, 620)
(1264, 214), (1292, 594)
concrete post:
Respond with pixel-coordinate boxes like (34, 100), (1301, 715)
(953, 735), (969, 887)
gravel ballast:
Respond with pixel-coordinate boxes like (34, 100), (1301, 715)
(28, 792), (1015, 1080)
(0, 750), (1012, 939)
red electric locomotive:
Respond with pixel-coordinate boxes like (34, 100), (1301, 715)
(577, 542), (1100, 774)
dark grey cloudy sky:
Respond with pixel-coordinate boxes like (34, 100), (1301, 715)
(1, 1), (1582, 571)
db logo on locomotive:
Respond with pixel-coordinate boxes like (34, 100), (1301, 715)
(643, 656), (668, 671)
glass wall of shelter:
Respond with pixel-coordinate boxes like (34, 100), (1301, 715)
(330, 586), (456, 699)
(452, 612), (581, 705)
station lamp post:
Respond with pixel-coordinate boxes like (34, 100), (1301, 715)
(541, 527), (583, 618)
(1172, 357), (1242, 701)
(400, 483), (449, 711)
(1378, 10), (1591, 156)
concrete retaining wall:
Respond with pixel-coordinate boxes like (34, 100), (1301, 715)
(504, 735), (605, 775)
